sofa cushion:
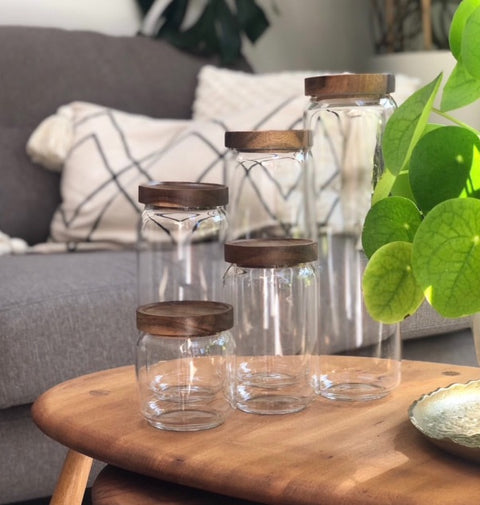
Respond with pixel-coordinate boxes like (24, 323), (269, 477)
(0, 251), (137, 408)
(0, 126), (61, 246)
(0, 26), (238, 245)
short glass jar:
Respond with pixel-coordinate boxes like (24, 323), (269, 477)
(137, 182), (228, 305)
(223, 238), (318, 415)
(224, 130), (315, 241)
(136, 301), (234, 431)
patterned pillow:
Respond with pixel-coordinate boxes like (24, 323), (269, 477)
(32, 98), (306, 252)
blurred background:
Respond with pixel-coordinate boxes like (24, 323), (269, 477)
(0, 0), (376, 72)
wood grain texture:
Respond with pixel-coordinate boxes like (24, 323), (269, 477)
(92, 465), (255, 505)
(32, 361), (480, 505)
(224, 130), (312, 151)
(49, 449), (93, 505)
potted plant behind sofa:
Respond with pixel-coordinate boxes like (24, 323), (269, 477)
(136, 0), (271, 65)
(369, 0), (480, 128)
(371, 0), (460, 53)
(361, 0), (480, 356)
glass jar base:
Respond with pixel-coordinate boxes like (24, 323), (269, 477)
(145, 409), (224, 431)
(319, 382), (391, 402)
(236, 395), (309, 415)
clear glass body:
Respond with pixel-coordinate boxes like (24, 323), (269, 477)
(226, 149), (316, 240)
(304, 95), (396, 236)
(223, 262), (318, 414)
(136, 330), (234, 431)
(305, 94), (401, 401)
(137, 204), (227, 304)
(313, 233), (401, 401)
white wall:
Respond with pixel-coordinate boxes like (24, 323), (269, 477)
(244, 0), (373, 72)
(0, 0), (142, 36)
(0, 0), (374, 71)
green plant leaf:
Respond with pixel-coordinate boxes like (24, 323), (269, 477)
(409, 126), (480, 213)
(412, 198), (480, 318)
(362, 241), (425, 324)
(390, 123), (443, 201)
(441, 60), (480, 111)
(449, 0), (480, 59)
(235, 0), (269, 43)
(373, 74), (442, 203)
(153, 0), (270, 64)
(215, 0), (242, 64)
(157, 0), (189, 34)
(462, 6), (480, 79)
(391, 170), (414, 200)
(362, 196), (422, 258)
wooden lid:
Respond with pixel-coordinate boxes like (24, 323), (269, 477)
(224, 130), (312, 152)
(138, 182), (228, 207)
(136, 301), (234, 336)
(304, 73), (395, 98)
(224, 238), (318, 268)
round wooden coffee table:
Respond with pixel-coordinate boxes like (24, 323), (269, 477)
(92, 465), (257, 505)
(32, 361), (480, 505)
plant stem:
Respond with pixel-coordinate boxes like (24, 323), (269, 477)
(421, 0), (432, 50)
(432, 107), (480, 135)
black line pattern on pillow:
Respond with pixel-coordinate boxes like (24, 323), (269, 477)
(49, 98), (319, 251)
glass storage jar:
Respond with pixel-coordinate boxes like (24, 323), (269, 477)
(137, 181), (228, 305)
(224, 130), (315, 241)
(136, 300), (234, 431)
(304, 73), (396, 235)
(304, 73), (401, 401)
(223, 238), (318, 415)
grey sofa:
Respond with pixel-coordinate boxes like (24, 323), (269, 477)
(0, 25), (476, 505)
(0, 25), (247, 504)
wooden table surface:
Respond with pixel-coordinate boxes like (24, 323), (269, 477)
(32, 360), (480, 505)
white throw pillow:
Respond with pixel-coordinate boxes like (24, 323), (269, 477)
(193, 66), (321, 120)
(28, 67), (420, 253)
(193, 65), (420, 120)
(30, 97), (306, 252)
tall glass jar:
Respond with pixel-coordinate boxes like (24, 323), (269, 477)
(304, 73), (401, 401)
(223, 238), (318, 415)
(137, 182), (228, 305)
(224, 130), (315, 241)
(136, 300), (234, 431)
(304, 73), (396, 235)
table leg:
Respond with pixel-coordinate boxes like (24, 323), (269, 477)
(49, 449), (93, 505)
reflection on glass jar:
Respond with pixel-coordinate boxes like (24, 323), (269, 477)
(304, 74), (401, 401)
(225, 130), (315, 241)
(137, 182), (228, 305)
(224, 238), (318, 414)
(136, 301), (234, 431)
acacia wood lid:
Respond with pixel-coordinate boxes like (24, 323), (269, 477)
(136, 301), (234, 336)
(224, 238), (318, 268)
(138, 182), (228, 207)
(304, 73), (395, 98)
(225, 130), (312, 152)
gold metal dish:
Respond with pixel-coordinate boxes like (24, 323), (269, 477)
(409, 380), (480, 463)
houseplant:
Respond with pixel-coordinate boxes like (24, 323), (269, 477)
(136, 0), (270, 65)
(362, 0), (480, 325)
